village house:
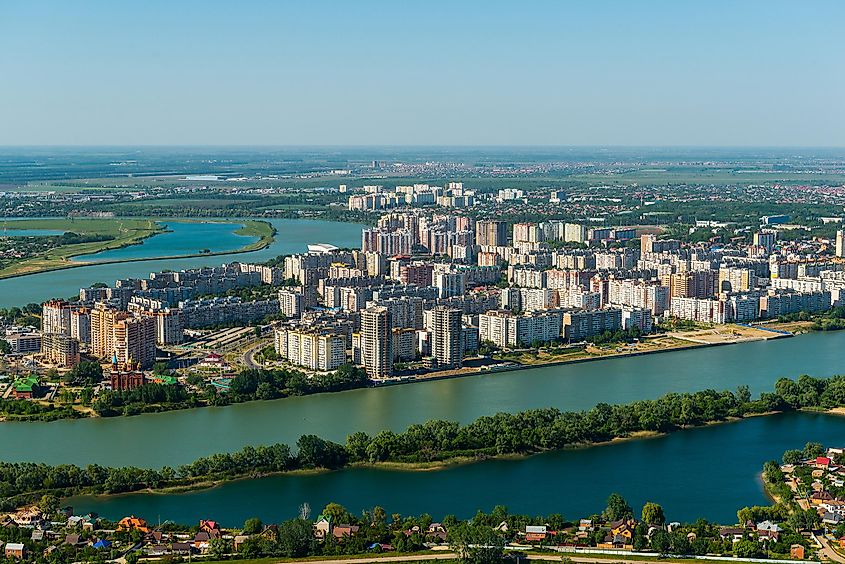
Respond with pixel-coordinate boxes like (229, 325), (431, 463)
(199, 519), (222, 538)
(427, 522), (447, 542)
(791, 544), (806, 559)
(810, 491), (834, 505)
(598, 519), (635, 550)
(4, 543), (26, 559)
(117, 515), (150, 533)
(719, 527), (745, 542)
(332, 524), (360, 539)
(524, 525), (548, 542)
(314, 515), (332, 540)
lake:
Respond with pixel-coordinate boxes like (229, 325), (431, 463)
(65, 411), (844, 525)
(0, 218), (365, 307)
(0, 330), (842, 469)
(1, 229), (66, 237)
(70, 220), (258, 262)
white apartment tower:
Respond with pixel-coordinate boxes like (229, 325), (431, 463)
(431, 306), (463, 369)
(361, 306), (393, 378)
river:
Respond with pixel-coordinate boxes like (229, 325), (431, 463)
(64, 411), (845, 525)
(0, 330), (843, 468)
(0, 218), (365, 307)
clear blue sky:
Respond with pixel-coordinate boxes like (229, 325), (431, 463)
(1, 0), (843, 146)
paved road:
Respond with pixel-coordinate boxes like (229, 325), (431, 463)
(242, 337), (272, 369)
(275, 552), (673, 564)
(815, 534), (845, 564)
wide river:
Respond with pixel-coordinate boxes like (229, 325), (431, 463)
(0, 218), (365, 307)
(2, 331), (843, 468)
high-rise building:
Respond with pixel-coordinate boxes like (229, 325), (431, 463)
(431, 306), (463, 369)
(113, 315), (157, 370)
(41, 333), (80, 368)
(152, 309), (184, 345)
(641, 233), (681, 255)
(475, 220), (508, 247)
(91, 303), (122, 359)
(837, 229), (845, 258)
(41, 300), (72, 335)
(564, 223), (587, 244)
(718, 267), (758, 293)
(278, 288), (304, 318)
(669, 270), (717, 299)
(753, 231), (777, 253)
(70, 308), (91, 344)
(274, 326), (346, 372)
(91, 304), (156, 369)
(513, 222), (542, 244)
(361, 306), (392, 378)
(434, 272), (467, 298)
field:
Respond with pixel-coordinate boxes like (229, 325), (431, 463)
(0, 218), (163, 279)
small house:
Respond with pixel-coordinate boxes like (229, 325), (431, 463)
(332, 524), (360, 539)
(314, 515), (332, 540)
(4, 543), (25, 559)
(525, 525), (548, 542)
(117, 515), (150, 533)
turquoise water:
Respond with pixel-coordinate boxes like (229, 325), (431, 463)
(0, 218), (365, 307)
(1, 331), (842, 469)
(65, 411), (844, 525)
(70, 221), (257, 262)
(1, 229), (66, 237)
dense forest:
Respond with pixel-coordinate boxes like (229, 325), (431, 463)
(2, 374), (845, 510)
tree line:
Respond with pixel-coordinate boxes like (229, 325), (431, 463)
(85, 364), (369, 417)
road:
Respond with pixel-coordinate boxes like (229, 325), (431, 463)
(275, 552), (681, 564)
(815, 534), (845, 564)
(242, 337), (271, 369)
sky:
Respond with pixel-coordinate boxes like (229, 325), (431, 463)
(1, 0), (843, 147)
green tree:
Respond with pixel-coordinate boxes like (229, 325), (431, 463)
(297, 435), (348, 469)
(321, 502), (350, 524)
(208, 537), (231, 559)
(448, 522), (505, 564)
(39, 493), (60, 514)
(277, 518), (315, 557)
(736, 385), (751, 404)
(782, 449), (804, 465)
(734, 539), (761, 558)
(641, 502), (665, 526)
(604, 493), (632, 521)
(803, 442), (824, 459)
(650, 530), (672, 554)
(243, 517), (263, 535)
(0, 338), (11, 355)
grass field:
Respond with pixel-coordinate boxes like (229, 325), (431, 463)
(0, 218), (164, 278)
